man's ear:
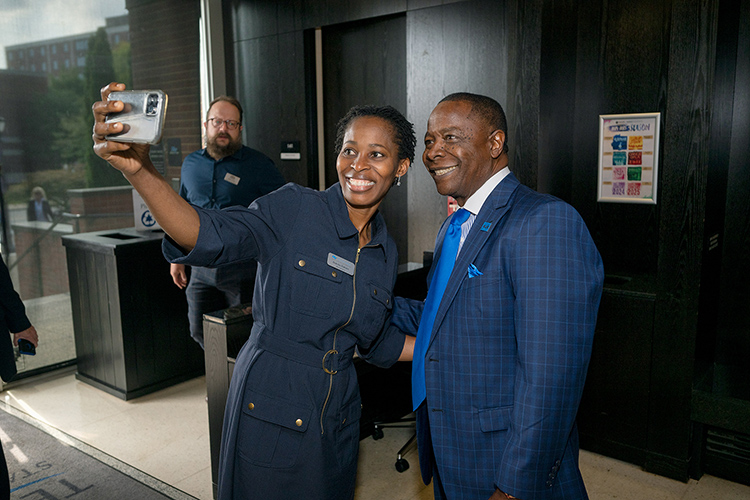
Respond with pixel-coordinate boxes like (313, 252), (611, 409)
(489, 130), (505, 159)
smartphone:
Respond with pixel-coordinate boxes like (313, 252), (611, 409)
(18, 339), (36, 356)
(105, 90), (168, 145)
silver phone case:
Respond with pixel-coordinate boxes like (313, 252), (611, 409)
(105, 90), (168, 145)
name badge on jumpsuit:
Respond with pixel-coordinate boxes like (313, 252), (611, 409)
(327, 253), (355, 276)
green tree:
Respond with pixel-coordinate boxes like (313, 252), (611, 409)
(83, 27), (128, 188)
(34, 71), (89, 166)
(112, 41), (132, 87)
(21, 69), (88, 183)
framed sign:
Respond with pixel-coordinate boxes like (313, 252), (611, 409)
(597, 112), (660, 204)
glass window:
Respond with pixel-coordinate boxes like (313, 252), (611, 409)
(0, 1), (135, 382)
(0, 4), (214, 499)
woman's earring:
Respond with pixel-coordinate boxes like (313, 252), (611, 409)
(396, 176), (402, 187)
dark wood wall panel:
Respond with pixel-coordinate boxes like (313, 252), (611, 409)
(570, 1), (605, 227)
(715, 0), (750, 376)
(583, 0), (668, 275)
(578, 290), (656, 464)
(287, 0), (408, 32)
(697, 0), (744, 371)
(230, 0), (279, 40)
(649, 0), (717, 480)
(507, 0), (541, 190)
(233, 32), (308, 185)
(539, 0), (578, 201)
(322, 14), (408, 261)
(406, 1), (507, 262)
(322, 15), (407, 185)
(597, 1), (668, 274)
(275, 32), (310, 185)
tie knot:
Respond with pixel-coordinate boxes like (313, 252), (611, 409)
(450, 208), (471, 227)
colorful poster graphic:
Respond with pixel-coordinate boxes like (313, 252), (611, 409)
(598, 113), (660, 204)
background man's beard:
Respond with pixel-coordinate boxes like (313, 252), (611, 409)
(207, 135), (242, 159)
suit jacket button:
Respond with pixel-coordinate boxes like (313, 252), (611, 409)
(546, 481), (554, 488)
(299, 260), (306, 267)
(296, 419), (303, 427)
(248, 403), (254, 410)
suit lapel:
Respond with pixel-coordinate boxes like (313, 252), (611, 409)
(428, 173), (521, 347)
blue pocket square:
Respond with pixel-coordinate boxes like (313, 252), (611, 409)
(468, 263), (483, 278)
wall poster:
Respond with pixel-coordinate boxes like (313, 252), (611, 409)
(597, 112), (660, 204)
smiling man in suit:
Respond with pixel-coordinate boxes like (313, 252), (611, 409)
(394, 93), (604, 500)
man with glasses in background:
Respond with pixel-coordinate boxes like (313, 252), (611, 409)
(170, 96), (285, 348)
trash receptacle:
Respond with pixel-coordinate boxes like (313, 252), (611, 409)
(62, 228), (203, 400)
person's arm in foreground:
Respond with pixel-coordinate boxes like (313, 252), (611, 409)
(0, 256), (38, 348)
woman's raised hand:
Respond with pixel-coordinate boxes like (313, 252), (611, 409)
(91, 82), (152, 177)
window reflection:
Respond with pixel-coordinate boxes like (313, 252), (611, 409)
(0, 2), (130, 378)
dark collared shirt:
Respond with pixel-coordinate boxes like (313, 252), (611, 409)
(178, 145), (284, 209)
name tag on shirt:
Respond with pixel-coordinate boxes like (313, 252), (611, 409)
(327, 253), (355, 275)
(224, 173), (240, 185)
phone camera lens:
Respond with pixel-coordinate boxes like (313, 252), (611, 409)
(146, 94), (159, 115)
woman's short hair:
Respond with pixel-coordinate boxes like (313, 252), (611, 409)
(334, 105), (416, 164)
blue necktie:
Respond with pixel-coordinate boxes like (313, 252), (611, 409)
(412, 208), (471, 410)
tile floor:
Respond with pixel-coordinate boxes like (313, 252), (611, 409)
(2, 370), (750, 500)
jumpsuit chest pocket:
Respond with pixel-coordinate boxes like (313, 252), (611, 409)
(290, 253), (344, 319)
(237, 390), (313, 469)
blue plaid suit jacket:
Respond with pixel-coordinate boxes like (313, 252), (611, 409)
(393, 173), (604, 499)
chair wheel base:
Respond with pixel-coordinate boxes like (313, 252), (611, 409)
(372, 428), (385, 440)
(395, 458), (409, 472)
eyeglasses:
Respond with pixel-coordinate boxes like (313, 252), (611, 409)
(207, 118), (241, 130)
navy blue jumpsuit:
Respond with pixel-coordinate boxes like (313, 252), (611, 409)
(163, 183), (406, 500)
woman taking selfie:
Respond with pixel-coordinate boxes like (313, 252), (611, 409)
(92, 82), (416, 500)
